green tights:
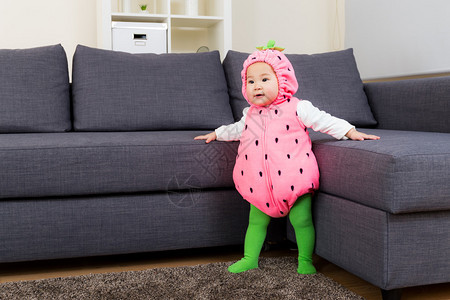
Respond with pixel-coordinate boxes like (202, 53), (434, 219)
(228, 194), (316, 274)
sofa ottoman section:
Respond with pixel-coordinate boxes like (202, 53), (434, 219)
(290, 193), (450, 290)
(310, 129), (450, 214)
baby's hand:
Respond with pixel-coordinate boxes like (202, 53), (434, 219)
(194, 131), (217, 144)
(345, 128), (380, 141)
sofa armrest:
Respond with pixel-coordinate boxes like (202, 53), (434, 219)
(364, 76), (450, 133)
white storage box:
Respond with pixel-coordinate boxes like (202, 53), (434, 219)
(112, 22), (167, 54)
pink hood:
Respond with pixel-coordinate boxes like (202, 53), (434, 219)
(241, 49), (298, 106)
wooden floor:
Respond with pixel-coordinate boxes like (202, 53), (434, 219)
(0, 245), (449, 300)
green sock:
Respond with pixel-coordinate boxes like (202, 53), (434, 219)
(228, 204), (271, 273)
(289, 194), (317, 274)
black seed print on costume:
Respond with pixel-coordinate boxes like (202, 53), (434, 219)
(278, 170), (281, 176)
(250, 187), (253, 193)
(245, 155), (248, 160)
(304, 127), (307, 132)
(255, 140), (259, 146)
(275, 138), (279, 143)
(266, 203), (270, 208)
(280, 211), (284, 215)
(287, 154), (291, 159)
(283, 199), (287, 203)
(259, 110), (262, 114)
(288, 67), (291, 71)
(252, 57), (256, 60)
(300, 168), (303, 174)
(291, 185), (294, 191)
(295, 139), (298, 144)
(312, 183), (315, 189)
(296, 111), (298, 116)
(278, 56), (282, 60)
(287, 98), (291, 103)
(306, 153), (310, 157)
(265, 154), (268, 160)
(245, 125), (248, 130)
(275, 110), (278, 114)
(259, 171), (263, 177)
(241, 170), (244, 176)
(286, 125), (290, 130)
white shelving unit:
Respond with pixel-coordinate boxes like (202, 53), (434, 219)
(97, 0), (231, 58)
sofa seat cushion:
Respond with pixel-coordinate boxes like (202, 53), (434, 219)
(0, 44), (71, 133)
(311, 129), (450, 214)
(72, 45), (234, 131)
(0, 132), (238, 199)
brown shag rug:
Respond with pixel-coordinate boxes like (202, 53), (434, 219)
(0, 257), (365, 300)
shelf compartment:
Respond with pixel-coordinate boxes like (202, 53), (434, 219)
(170, 15), (223, 28)
(170, 20), (223, 54)
(111, 13), (168, 23)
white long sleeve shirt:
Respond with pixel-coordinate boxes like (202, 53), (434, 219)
(215, 100), (354, 141)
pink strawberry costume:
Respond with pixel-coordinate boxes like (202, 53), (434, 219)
(216, 44), (354, 218)
(233, 51), (318, 218)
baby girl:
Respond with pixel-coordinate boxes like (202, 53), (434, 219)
(195, 41), (379, 274)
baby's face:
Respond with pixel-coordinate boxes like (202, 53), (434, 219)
(246, 62), (278, 106)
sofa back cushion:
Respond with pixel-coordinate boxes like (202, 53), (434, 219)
(71, 45), (234, 131)
(223, 49), (377, 127)
(0, 44), (71, 133)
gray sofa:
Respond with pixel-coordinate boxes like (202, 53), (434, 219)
(0, 44), (448, 300)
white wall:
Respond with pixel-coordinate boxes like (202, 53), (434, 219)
(232, 0), (345, 54)
(0, 0), (344, 68)
(345, 0), (450, 80)
(0, 0), (98, 71)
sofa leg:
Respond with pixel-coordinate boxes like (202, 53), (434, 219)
(381, 288), (402, 300)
